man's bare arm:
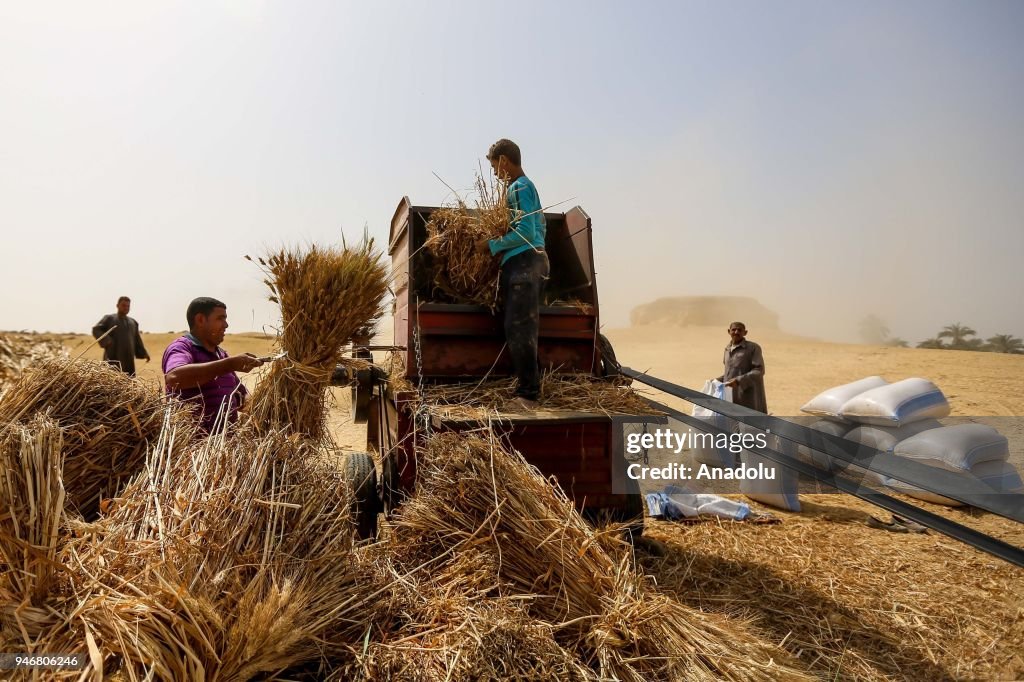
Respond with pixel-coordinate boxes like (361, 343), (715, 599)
(165, 355), (262, 390)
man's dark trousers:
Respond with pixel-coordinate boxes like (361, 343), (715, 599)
(500, 249), (549, 400)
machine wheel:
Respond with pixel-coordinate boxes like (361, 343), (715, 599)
(343, 452), (380, 540)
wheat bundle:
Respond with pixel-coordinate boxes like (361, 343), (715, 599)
(423, 373), (662, 417)
(0, 333), (68, 391)
(388, 433), (809, 681)
(0, 416), (67, 640)
(37, 429), (379, 680)
(390, 433), (615, 624)
(423, 176), (509, 307)
(0, 357), (194, 519)
(246, 239), (390, 440)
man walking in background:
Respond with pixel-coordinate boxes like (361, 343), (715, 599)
(92, 296), (150, 375)
(717, 321), (767, 413)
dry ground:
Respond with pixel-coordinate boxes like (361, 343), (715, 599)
(31, 325), (1024, 679)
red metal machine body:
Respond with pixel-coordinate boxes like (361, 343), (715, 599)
(388, 197), (601, 380)
(367, 198), (644, 523)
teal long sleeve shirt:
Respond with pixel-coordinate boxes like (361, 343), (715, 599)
(488, 175), (546, 264)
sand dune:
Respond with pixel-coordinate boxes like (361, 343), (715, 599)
(630, 296), (780, 330)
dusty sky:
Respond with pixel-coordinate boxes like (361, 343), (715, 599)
(2, 1), (1022, 345)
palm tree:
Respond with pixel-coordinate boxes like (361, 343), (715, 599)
(986, 334), (1024, 354)
(938, 323), (979, 350)
(917, 338), (945, 349)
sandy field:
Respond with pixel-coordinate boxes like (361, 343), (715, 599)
(606, 324), (1024, 418)
(22, 323), (1024, 678)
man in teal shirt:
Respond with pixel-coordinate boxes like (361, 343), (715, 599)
(483, 138), (550, 408)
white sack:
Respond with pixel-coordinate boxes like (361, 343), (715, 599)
(838, 378), (950, 426)
(800, 376), (888, 418)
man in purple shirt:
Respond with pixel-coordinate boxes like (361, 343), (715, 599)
(162, 297), (263, 433)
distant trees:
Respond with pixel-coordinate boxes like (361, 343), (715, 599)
(912, 324), (1022, 354)
(937, 323), (983, 350)
(859, 316), (1021, 354)
(986, 334), (1024, 355)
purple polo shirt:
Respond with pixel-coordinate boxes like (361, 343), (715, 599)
(162, 334), (247, 433)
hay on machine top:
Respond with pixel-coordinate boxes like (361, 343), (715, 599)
(389, 197), (600, 381)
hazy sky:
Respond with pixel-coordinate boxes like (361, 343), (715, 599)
(2, 1), (1022, 344)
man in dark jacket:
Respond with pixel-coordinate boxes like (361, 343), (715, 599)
(716, 321), (767, 413)
(92, 296), (150, 375)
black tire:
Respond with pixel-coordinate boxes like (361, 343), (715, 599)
(343, 452), (380, 540)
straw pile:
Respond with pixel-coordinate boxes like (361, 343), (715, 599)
(0, 357), (193, 519)
(642, 497), (1024, 680)
(246, 239), (390, 441)
(0, 333), (67, 390)
(424, 175), (509, 308)
(423, 373), (662, 418)
(12, 427), (381, 680)
(347, 583), (595, 680)
(377, 432), (809, 681)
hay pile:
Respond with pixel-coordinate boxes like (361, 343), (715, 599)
(423, 373), (661, 418)
(424, 175), (509, 308)
(0, 357), (193, 519)
(0, 333), (67, 390)
(1, 424), (381, 680)
(246, 239), (390, 441)
(365, 433), (809, 681)
(0, 330), (384, 678)
(339, 544), (596, 681)
(642, 499), (1024, 680)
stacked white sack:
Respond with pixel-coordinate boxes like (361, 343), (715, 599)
(841, 420), (943, 484)
(885, 424), (1022, 506)
(838, 378), (950, 427)
(800, 376), (888, 419)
